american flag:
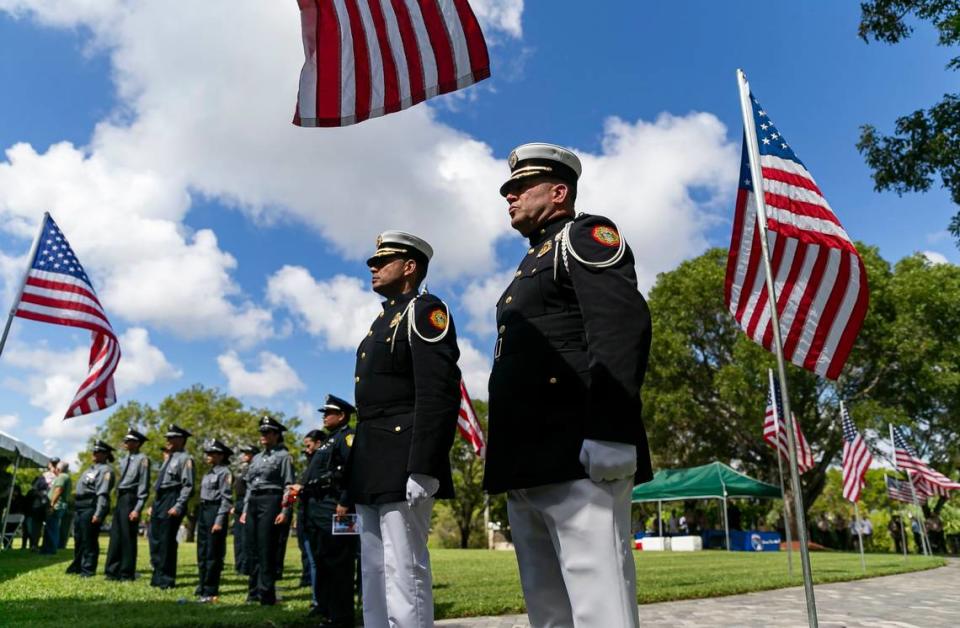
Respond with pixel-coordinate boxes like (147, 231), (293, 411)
(294, 0), (490, 127)
(840, 402), (872, 502)
(725, 89), (869, 380)
(13, 214), (120, 418)
(457, 379), (485, 458)
(885, 475), (915, 503)
(763, 369), (815, 473)
(892, 426), (960, 491)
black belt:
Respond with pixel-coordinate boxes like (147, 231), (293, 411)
(118, 487), (137, 494)
(250, 488), (282, 495)
(201, 499), (221, 505)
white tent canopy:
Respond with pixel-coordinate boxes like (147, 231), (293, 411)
(1, 429), (52, 550)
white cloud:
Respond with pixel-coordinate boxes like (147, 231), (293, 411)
(0, 414), (18, 430)
(217, 350), (305, 399)
(458, 337), (492, 401)
(1, 326), (179, 450)
(470, 0), (524, 39)
(267, 267), (382, 351)
(460, 269), (513, 337)
(922, 250), (950, 266)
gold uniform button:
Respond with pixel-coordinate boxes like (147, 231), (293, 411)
(394, 426), (401, 432)
(361, 352), (366, 359)
(527, 248), (534, 255)
(505, 296), (513, 304)
(498, 325), (506, 334)
(379, 311), (384, 318)
(355, 376), (360, 383)
(515, 270), (522, 277)
(549, 377), (558, 384)
(367, 330), (373, 337)
(390, 299), (396, 305)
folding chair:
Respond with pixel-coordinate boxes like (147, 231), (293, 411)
(2, 513), (25, 550)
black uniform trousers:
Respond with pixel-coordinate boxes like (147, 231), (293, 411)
(196, 501), (227, 597)
(233, 513), (248, 574)
(297, 513), (311, 586)
(304, 513), (356, 626)
(246, 491), (283, 604)
(275, 517), (291, 580)
(149, 488), (184, 588)
(65, 499), (100, 577)
(105, 490), (138, 580)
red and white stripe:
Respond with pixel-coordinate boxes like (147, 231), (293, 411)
(763, 376), (815, 474)
(15, 267), (119, 418)
(840, 411), (872, 503)
(725, 156), (869, 381)
(294, 0), (490, 127)
(458, 379), (485, 458)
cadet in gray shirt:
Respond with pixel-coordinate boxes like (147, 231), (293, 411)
(66, 440), (116, 577)
(149, 424), (195, 589)
(196, 438), (234, 602)
(105, 428), (150, 581)
(240, 416), (295, 605)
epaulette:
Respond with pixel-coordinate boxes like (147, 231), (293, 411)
(555, 213), (626, 277)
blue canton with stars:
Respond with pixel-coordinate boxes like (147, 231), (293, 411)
(840, 405), (858, 443)
(31, 214), (92, 286)
(739, 91), (807, 193)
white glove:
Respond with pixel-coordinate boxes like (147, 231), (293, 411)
(579, 439), (637, 483)
(406, 473), (439, 508)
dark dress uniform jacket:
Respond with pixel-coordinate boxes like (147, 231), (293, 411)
(483, 213), (653, 494)
(350, 291), (462, 505)
(302, 423), (354, 529)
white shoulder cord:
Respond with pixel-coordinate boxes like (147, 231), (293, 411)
(390, 295), (451, 351)
(559, 216), (626, 271)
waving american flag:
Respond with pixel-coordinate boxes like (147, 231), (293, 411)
(294, 0), (490, 127)
(763, 369), (814, 473)
(840, 402), (872, 502)
(892, 425), (960, 492)
(13, 214), (120, 418)
(458, 379), (485, 458)
(725, 89), (869, 380)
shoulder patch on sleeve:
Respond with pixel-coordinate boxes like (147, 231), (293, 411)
(141, 458), (149, 469)
(412, 295), (453, 341)
(345, 433), (354, 447)
(566, 214), (627, 267)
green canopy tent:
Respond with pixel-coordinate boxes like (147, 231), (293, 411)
(631, 461), (781, 550)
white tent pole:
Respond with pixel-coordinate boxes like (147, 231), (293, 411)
(722, 495), (730, 551)
(658, 500), (663, 537)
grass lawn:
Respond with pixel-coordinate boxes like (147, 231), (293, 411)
(0, 537), (944, 627)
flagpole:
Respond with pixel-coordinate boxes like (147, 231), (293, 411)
(738, 69), (818, 628)
(769, 369), (794, 576)
(853, 502), (866, 572)
(890, 424), (931, 556)
(0, 212), (48, 359)
(897, 508), (908, 562)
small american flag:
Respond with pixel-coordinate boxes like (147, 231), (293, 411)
(892, 425), (960, 492)
(885, 475), (915, 503)
(294, 0), (490, 127)
(14, 214), (120, 418)
(725, 89), (869, 380)
(457, 379), (485, 458)
(840, 402), (872, 502)
(763, 369), (814, 473)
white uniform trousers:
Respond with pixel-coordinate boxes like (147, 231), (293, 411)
(507, 478), (639, 628)
(357, 498), (435, 628)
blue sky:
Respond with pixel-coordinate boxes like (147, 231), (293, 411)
(0, 1), (956, 463)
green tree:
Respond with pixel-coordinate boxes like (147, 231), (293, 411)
(857, 0), (960, 244)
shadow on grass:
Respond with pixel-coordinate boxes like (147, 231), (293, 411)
(0, 548), (71, 585)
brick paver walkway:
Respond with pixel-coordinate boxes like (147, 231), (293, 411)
(436, 560), (959, 627)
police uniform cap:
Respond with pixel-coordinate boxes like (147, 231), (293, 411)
(500, 142), (582, 197)
(123, 428), (148, 443)
(202, 438), (233, 456)
(320, 393), (356, 417)
(239, 444), (260, 455)
(92, 440), (115, 454)
(258, 415), (287, 433)
(366, 231), (433, 267)
(165, 424), (192, 439)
